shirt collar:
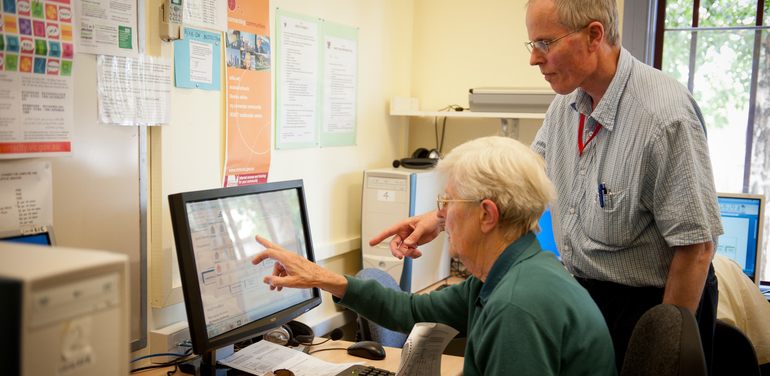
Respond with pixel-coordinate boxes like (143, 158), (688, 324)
(475, 232), (539, 307)
(569, 47), (633, 132)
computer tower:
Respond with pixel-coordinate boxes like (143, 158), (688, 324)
(0, 243), (130, 376)
(361, 168), (450, 293)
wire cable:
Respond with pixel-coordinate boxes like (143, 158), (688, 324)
(130, 353), (188, 363)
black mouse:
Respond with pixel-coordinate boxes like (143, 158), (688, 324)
(347, 340), (386, 360)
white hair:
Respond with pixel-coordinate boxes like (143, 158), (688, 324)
(436, 136), (555, 238)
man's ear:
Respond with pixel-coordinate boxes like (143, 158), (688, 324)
(587, 21), (605, 52)
(479, 199), (499, 234)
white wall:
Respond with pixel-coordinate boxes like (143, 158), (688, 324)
(139, 0), (416, 360)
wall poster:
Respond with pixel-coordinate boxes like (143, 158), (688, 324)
(0, 0), (75, 158)
(222, 0), (271, 187)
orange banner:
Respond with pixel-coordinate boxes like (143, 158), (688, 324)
(0, 142), (71, 154)
(222, 0), (271, 187)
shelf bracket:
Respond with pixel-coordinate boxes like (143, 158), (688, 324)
(501, 118), (519, 139)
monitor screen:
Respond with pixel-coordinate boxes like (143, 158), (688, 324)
(0, 225), (55, 246)
(717, 193), (765, 284)
(537, 206), (559, 259)
(169, 180), (322, 357)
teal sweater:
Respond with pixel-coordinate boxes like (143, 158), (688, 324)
(335, 232), (617, 376)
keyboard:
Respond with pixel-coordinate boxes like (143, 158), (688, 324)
(335, 364), (395, 376)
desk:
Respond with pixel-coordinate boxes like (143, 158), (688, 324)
(140, 340), (464, 376)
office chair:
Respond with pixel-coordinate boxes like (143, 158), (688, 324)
(712, 319), (760, 376)
(621, 304), (707, 376)
(354, 268), (408, 348)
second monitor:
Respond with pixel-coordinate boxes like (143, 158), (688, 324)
(717, 192), (766, 285)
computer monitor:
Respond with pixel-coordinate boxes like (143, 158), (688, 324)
(168, 180), (322, 373)
(716, 192), (766, 285)
(0, 224), (56, 246)
(536, 206), (559, 259)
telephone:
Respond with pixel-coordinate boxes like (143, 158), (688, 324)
(159, 0), (184, 41)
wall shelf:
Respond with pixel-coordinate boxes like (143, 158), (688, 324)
(390, 106), (547, 156)
(390, 109), (546, 119)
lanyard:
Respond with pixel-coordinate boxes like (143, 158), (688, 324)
(578, 113), (602, 157)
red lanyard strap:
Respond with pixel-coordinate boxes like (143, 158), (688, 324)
(578, 113), (602, 156)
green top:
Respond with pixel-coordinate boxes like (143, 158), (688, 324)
(335, 232), (617, 376)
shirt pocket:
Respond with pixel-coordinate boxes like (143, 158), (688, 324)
(584, 188), (630, 247)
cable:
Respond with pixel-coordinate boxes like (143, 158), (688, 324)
(130, 354), (198, 374)
(130, 353), (188, 363)
(307, 347), (348, 355)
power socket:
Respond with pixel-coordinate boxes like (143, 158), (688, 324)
(150, 321), (191, 363)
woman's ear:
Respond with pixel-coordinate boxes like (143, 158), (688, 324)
(479, 199), (499, 234)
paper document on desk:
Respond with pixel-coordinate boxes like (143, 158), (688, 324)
(397, 322), (459, 376)
(217, 340), (362, 376)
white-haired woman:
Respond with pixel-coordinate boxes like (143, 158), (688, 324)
(252, 136), (616, 375)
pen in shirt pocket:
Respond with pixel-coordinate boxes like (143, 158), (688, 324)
(598, 182), (613, 208)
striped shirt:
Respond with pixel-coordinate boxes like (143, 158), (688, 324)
(531, 48), (723, 288)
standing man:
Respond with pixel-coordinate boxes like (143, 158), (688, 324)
(370, 0), (723, 372)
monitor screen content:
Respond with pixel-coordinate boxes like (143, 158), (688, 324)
(169, 180), (321, 359)
(0, 225), (55, 246)
(717, 193), (765, 283)
(537, 206), (559, 259)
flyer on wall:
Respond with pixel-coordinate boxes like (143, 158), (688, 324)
(222, 0), (271, 187)
(0, 0), (75, 158)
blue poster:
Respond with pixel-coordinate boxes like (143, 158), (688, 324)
(174, 28), (222, 91)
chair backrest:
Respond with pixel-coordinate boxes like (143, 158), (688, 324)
(354, 268), (408, 348)
(712, 319), (760, 376)
(621, 304), (707, 376)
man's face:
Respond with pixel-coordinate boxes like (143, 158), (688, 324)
(257, 38), (262, 47)
(525, 0), (591, 94)
(244, 53), (251, 68)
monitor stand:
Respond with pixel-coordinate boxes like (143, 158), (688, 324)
(179, 345), (235, 376)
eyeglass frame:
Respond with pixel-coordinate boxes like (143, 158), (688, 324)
(437, 194), (481, 211)
(524, 24), (590, 55)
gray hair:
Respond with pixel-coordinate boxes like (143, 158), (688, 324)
(528, 0), (620, 47)
(436, 136), (555, 238)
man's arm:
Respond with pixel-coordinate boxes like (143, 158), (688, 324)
(662, 241), (714, 313)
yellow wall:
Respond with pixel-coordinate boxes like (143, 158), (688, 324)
(407, 0), (624, 153)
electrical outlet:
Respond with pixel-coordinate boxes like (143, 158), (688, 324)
(150, 321), (191, 363)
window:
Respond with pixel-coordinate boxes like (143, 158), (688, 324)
(654, 0), (770, 279)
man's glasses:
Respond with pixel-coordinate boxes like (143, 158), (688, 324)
(525, 24), (589, 55)
(437, 194), (479, 211)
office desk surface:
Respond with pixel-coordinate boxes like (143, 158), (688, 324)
(140, 340), (464, 376)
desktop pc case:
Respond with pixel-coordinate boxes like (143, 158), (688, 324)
(0, 243), (129, 376)
(361, 168), (451, 293)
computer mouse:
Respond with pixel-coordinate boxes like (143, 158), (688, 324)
(347, 340), (386, 360)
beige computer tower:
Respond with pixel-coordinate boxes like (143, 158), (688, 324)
(361, 168), (451, 292)
(0, 243), (130, 376)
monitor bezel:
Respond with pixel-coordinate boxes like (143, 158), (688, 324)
(168, 180), (322, 356)
(717, 192), (766, 286)
(0, 224), (56, 246)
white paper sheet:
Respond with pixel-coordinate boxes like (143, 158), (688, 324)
(397, 323), (459, 376)
(278, 15), (319, 144)
(96, 55), (172, 125)
(323, 36), (356, 133)
(75, 0), (138, 57)
(0, 161), (53, 230)
(183, 0), (227, 32)
(217, 340), (361, 376)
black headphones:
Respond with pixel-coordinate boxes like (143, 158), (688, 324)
(393, 148), (440, 169)
(263, 321), (315, 347)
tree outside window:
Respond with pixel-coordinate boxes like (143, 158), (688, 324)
(656, 0), (770, 280)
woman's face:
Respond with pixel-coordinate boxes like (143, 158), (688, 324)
(437, 178), (482, 275)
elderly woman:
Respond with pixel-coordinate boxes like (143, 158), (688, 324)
(252, 136), (616, 375)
